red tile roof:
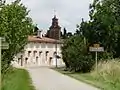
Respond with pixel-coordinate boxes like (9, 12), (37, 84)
(28, 36), (62, 44)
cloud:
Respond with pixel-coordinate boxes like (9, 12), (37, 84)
(6, 0), (93, 33)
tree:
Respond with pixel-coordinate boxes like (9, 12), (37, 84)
(89, 0), (120, 57)
(67, 32), (72, 37)
(0, 0), (34, 73)
(61, 27), (67, 39)
(76, 0), (120, 58)
(62, 0), (120, 73)
(63, 27), (67, 38)
(61, 35), (94, 72)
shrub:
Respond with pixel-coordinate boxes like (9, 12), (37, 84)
(61, 35), (95, 72)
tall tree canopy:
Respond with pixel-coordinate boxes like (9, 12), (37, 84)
(0, 0), (34, 73)
(62, 0), (120, 73)
(77, 0), (120, 57)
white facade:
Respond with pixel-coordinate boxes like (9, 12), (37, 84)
(12, 40), (65, 67)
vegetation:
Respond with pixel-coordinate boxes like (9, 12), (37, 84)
(0, 0), (34, 73)
(1, 68), (35, 90)
(0, 0), (34, 89)
(54, 59), (120, 90)
(79, 0), (120, 58)
(61, 0), (120, 89)
(61, 0), (120, 72)
(91, 59), (120, 90)
(61, 35), (94, 72)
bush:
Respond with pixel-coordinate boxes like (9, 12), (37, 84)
(61, 35), (95, 72)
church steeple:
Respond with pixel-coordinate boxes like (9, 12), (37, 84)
(50, 15), (60, 29)
(46, 13), (61, 40)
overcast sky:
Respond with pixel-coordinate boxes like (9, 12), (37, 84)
(7, 0), (93, 33)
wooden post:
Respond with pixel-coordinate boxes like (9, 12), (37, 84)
(95, 51), (98, 72)
(89, 44), (104, 73)
(55, 42), (57, 68)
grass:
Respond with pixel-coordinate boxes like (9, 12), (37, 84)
(53, 67), (104, 89)
(53, 59), (120, 90)
(1, 68), (35, 90)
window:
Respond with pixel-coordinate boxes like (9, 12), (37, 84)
(46, 51), (49, 56)
(28, 51), (31, 57)
(46, 51), (49, 61)
(25, 58), (28, 64)
(39, 51), (42, 56)
(53, 52), (57, 57)
(54, 52), (57, 55)
(18, 58), (21, 64)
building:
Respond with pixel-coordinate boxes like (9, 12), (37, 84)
(46, 15), (61, 40)
(12, 15), (65, 67)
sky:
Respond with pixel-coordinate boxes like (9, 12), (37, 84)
(6, 0), (93, 33)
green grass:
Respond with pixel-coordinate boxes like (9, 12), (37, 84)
(53, 65), (120, 90)
(1, 68), (35, 90)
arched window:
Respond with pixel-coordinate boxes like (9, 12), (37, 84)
(28, 51), (31, 57)
(46, 51), (49, 56)
(53, 52), (57, 57)
(18, 58), (21, 64)
(39, 51), (42, 56)
(46, 51), (49, 61)
(25, 57), (28, 64)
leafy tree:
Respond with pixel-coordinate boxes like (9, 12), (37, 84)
(62, 28), (67, 39)
(89, 0), (120, 57)
(76, 0), (120, 58)
(61, 35), (94, 72)
(62, 0), (120, 73)
(67, 32), (72, 37)
(0, 0), (34, 73)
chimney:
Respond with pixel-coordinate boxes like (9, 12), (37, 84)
(37, 29), (42, 38)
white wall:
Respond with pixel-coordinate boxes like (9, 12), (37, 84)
(13, 42), (64, 67)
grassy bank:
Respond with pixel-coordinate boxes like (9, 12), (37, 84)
(53, 59), (120, 90)
(1, 68), (35, 90)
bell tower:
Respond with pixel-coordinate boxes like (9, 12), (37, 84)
(47, 12), (61, 40)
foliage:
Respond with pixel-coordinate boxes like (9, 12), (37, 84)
(62, 0), (120, 73)
(1, 68), (35, 90)
(61, 28), (73, 39)
(0, 0), (34, 73)
(61, 35), (94, 72)
(76, 0), (120, 58)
